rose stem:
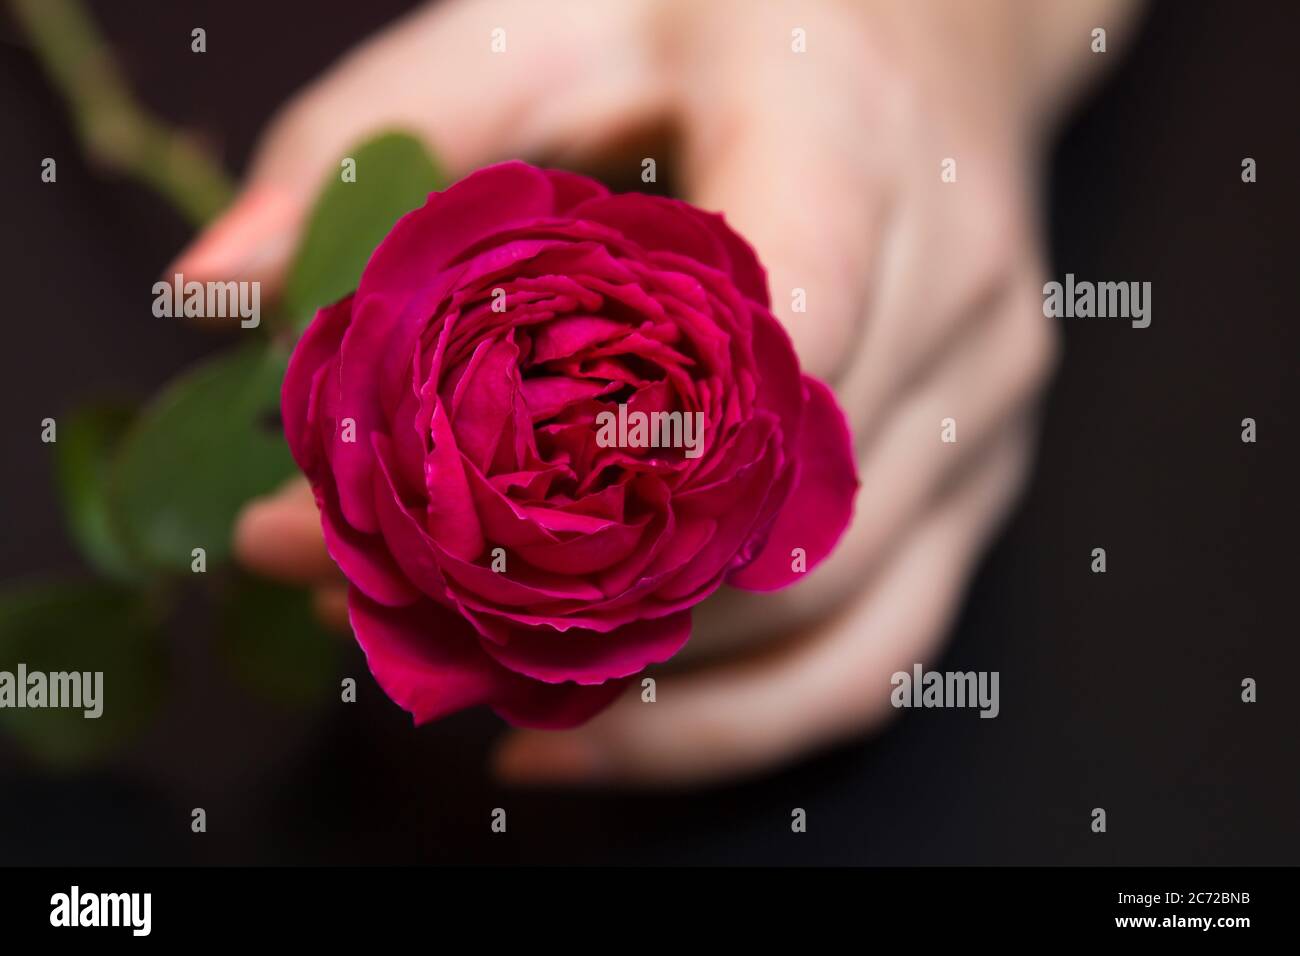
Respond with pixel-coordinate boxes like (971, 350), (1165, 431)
(10, 0), (235, 226)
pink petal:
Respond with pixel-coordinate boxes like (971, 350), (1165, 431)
(571, 193), (729, 272)
(727, 376), (858, 591)
(317, 481), (420, 607)
(544, 166), (612, 211)
(521, 376), (617, 420)
(425, 402), (486, 561)
(514, 512), (649, 575)
(749, 305), (804, 444)
(357, 161), (558, 304)
(480, 611), (692, 685)
(693, 208), (770, 307)
(449, 334), (520, 471)
(330, 293), (409, 534)
(349, 588), (627, 729)
(370, 434), (451, 602)
(489, 678), (629, 729)
(282, 295), (352, 476)
(529, 315), (629, 364)
(657, 419), (784, 601)
(348, 589), (502, 723)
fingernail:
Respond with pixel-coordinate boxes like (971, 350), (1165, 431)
(165, 186), (299, 282)
(492, 733), (610, 786)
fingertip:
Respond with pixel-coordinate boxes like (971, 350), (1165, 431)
(311, 587), (352, 633)
(232, 482), (338, 584)
(491, 730), (611, 787)
(231, 494), (283, 573)
(165, 185), (302, 292)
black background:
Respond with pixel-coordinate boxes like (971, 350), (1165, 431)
(0, 0), (1295, 865)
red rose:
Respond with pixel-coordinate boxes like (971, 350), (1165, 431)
(283, 161), (857, 728)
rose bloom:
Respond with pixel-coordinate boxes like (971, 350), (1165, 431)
(283, 161), (857, 728)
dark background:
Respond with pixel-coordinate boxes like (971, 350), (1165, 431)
(0, 0), (1295, 864)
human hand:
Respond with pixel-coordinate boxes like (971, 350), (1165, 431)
(204, 0), (1136, 786)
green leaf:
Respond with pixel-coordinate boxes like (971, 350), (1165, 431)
(0, 581), (164, 768)
(217, 574), (338, 707)
(53, 403), (143, 581)
(283, 131), (446, 330)
(108, 344), (297, 573)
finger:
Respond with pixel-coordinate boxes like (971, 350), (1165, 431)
(233, 477), (341, 585)
(673, 11), (890, 381)
(686, 267), (1053, 658)
(493, 421), (1034, 787)
(837, 157), (1038, 443)
(170, 0), (665, 294)
(163, 185), (304, 301)
(312, 585), (352, 633)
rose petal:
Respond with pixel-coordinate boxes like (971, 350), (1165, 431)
(283, 295), (352, 476)
(350, 587), (628, 729)
(371, 434), (451, 602)
(727, 376), (858, 590)
(348, 589), (501, 724)
(331, 293), (411, 534)
(544, 166), (612, 211)
(449, 334), (520, 471)
(425, 401), (486, 560)
(357, 161), (558, 303)
(490, 677), (629, 730)
(572, 193), (729, 273)
(521, 375), (617, 421)
(317, 481), (420, 607)
(480, 611), (692, 685)
(692, 208), (770, 307)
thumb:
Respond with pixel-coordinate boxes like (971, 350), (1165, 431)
(164, 183), (303, 299)
(674, 24), (889, 384)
